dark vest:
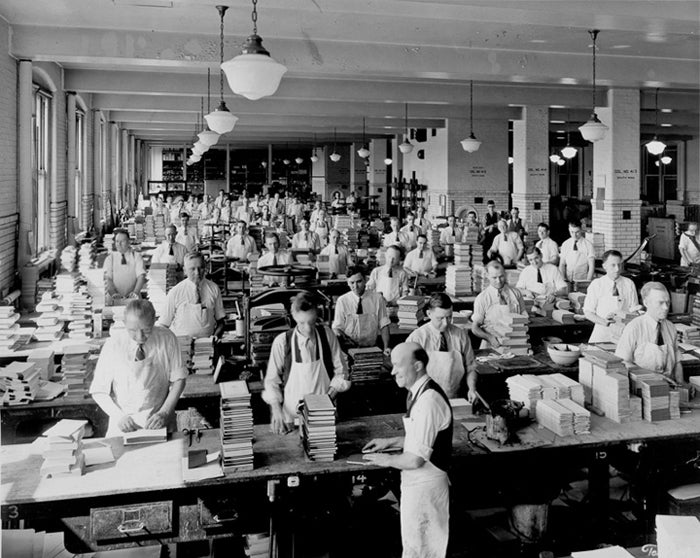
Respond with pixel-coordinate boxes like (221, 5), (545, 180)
(281, 326), (334, 388)
(406, 378), (453, 473)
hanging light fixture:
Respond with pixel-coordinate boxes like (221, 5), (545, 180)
(283, 158), (290, 165)
(660, 155), (672, 165)
(357, 117), (370, 158)
(330, 128), (341, 162)
(261, 161), (267, 168)
(556, 158), (566, 166)
(310, 134), (319, 163)
(646, 88), (667, 155)
(205, 6), (239, 134)
(460, 80), (482, 153)
(191, 153), (202, 163)
(221, 0), (287, 101)
(398, 103), (414, 154)
(384, 157), (393, 165)
(560, 109), (577, 159)
(295, 156), (304, 165)
(549, 153), (561, 163)
(579, 30), (608, 142)
(198, 72), (220, 147)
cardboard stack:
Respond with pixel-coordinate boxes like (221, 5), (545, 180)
(40, 419), (87, 478)
(348, 347), (385, 383)
(34, 298), (64, 342)
(61, 344), (94, 399)
(0, 306), (21, 351)
(535, 399), (575, 437)
(445, 265), (472, 297)
(491, 313), (530, 356)
(219, 380), (254, 473)
(0, 361), (40, 406)
(396, 295), (426, 330)
(192, 337), (214, 374)
(301, 393), (337, 462)
(27, 348), (56, 381)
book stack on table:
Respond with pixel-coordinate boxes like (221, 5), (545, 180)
(61, 344), (94, 399)
(40, 419), (87, 478)
(0, 361), (40, 406)
(34, 298), (64, 342)
(147, 263), (178, 317)
(59, 292), (93, 340)
(396, 295), (426, 331)
(445, 265), (472, 297)
(192, 337), (214, 374)
(579, 349), (630, 423)
(301, 393), (337, 462)
(0, 305), (21, 351)
(348, 346), (385, 383)
(220, 380), (254, 473)
(490, 313), (530, 356)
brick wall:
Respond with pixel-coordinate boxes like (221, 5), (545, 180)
(511, 192), (550, 239)
(592, 199), (643, 263)
(0, 17), (17, 296)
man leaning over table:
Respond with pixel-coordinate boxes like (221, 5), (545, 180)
(90, 299), (187, 437)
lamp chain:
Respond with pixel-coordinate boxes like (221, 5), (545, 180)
(655, 88), (660, 130)
(405, 103), (409, 138)
(469, 80), (474, 134)
(207, 68), (211, 113)
(590, 30), (598, 111)
(219, 6), (226, 102)
(251, 0), (258, 35)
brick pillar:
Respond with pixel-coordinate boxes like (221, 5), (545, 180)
(512, 106), (550, 239)
(368, 139), (389, 214)
(591, 89), (642, 262)
(350, 143), (368, 198)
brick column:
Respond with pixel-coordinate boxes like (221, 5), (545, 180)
(512, 106), (550, 239)
(66, 92), (77, 244)
(591, 89), (642, 262)
(367, 139), (389, 214)
(350, 143), (368, 198)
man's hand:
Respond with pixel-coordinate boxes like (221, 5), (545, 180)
(467, 390), (477, 404)
(489, 334), (501, 348)
(383, 347), (392, 357)
(362, 452), (392, 467)
(327, 386), (338, 400)
(118, 415), (140, 432)
(362, 437), (394, 453)
(145, 411), (167, 429)
(270, 407), (290, 435)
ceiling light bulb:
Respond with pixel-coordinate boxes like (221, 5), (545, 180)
(460, 133), (481, 153)
(330, 152), (341, 162)
(261, 161), (267, 168)
(204, 102), (238, 134)
(398, 139), (414, 154)
(310, 154), (319, 163)
(660, 155), (672, 165)
(295, 157), (304, 165)
(646, 137), (667, 155)
(282, 158), (290, 165)
(357, 146), (370, 159)
(549, 154), (561, 163)
(579, 113), (608, 142)
(561, 145), (577, 159)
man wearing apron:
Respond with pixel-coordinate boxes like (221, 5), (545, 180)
(367, 245), (410, 305)
(291, 219), (322, 251)
(225, 221), (258, 261)
(516, 246), (568, 304)
(407, 293), (477, 400)
(584, 250), (640, 343)
(404, 234), (438, 277)
(90, 299), (188, 437)
(383, 217), (411, 251)
(363, 343), (452, 558)
(482, 200), (500, 263)
(263, 292), (351, 434)
(158, 252), (225, 340)
(176, 213), (199, 252)
(679, 222), (700, 267)
(151, 225), (187, 267)
(559, 220), (595, 283)
(487, 219), (524, 267)
(104, 229), (147, 304)
(472, 260), (527, 349)
(319, 229), (351, 277)
(415, 206), (431, 233)
(615, 282), (684, 383)
(256, 232), (293, 285)
(332, 267), (391, 354)
(439, 215), (463, 258)
(400, 213), (421, 251)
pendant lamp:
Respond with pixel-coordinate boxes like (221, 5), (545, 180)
(198, 72), (220, 147)
(330, 128), (341, 162)
(556, 158), (565, 166)
(221, 0), (287, 100)
(310, 134), (319, 163)
(560, 110), (577, 159)
(357, 118), (370, 158)
(398, 103), (414, 154)
(461, 80), (481, 153)
(646, 88), (667, 155)
(549, 152), (562, 164)
(579, 30), (609, 142)
(660, 155), (672, 165)
(205, 6), (238, 135)
(295, 156), (304, 165)
(384, 157), (393, 165)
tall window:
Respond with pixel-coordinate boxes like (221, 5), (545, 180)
(75, 110), (85, 229)
(642, 144), (679, 204)
(33, 88), (52, 253)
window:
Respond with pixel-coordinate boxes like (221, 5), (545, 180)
(553, 156), (580, 198)
(642, 144), (678, 204)
(75, 110), (85, 230)
(33, 88), (52, 253)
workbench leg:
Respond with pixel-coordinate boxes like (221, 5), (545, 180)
(589, 450), (610, 540)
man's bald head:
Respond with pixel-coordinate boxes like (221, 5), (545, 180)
(390, 342), (429, 389)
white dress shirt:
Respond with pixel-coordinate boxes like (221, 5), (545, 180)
(404, 247), (438, 275)
(516, 263), (567, 294)
(332, 291), (390, 341)
(383, 230), (411, 249)
(151, 241), (187, 266)
(439, 226), (463, 245)
(472, 285), (526, 325)
(292, 231), (322, 251)
(158, 278), (225, 337)
(560, 237), (595, 281)
(319, 243), (351, 275)
(583, 275), (639, 342)
(225, 234), (258, 261)
(367, 266), (409, 304)
(104, 250), (146, 297)
(536, 237), (560, 264)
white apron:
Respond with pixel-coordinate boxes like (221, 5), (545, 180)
(498, 235), (519, 266)
(564, 250), (589, 282)
(634, 342), (672, 376)
(106, 355), (175, 437)
(170, 301), (214, 338)
(589, 294), (622, 343)
(479, 303), (511, 349)
(377, 272), (402, 305)
(327, 250), (348, 276)
(283, 332), (331, 423)
(400, 414), (450, 558)
(427, 349), (464, 399)
(345, 312), (379, 347)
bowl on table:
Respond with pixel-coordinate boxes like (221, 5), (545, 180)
(547, 343), (581, 366)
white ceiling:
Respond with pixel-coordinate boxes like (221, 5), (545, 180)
(2, 0), (698, 145)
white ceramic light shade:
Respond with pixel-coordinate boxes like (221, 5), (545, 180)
(578, 114), (608, 142)
(282, 159), (290, 165)
(198, 129), (220, 147)
(222, 54), (287, 101)
(384, 157), (393, 165)
(192, 142), (207, 156)
(660, 155), (672, 165)
(556, 158), (566, 166)
(357, 146), (370, 159)
(646, 137), (667, 155)
(310, 154), (319, 163)
(561, 145), (577, 159)
(190, 153), (202, 163)
(460, 134), (482, 153)
(398, 140), (414, 154)
(295, 157), (304, 164)
(549, 154), (561, 163)
(329, 152), (341, 162)
(204, 106), (238, 134)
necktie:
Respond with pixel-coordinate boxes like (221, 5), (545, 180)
(439, 332), (448, 352)
(135, 343), (146, 361)
(537, 268), (543, 283)
(357, 297), (363, 315)
(498, 289), (507, 305)
(612, 281), (619, 297)
(121, 253), (127, 265)
(388, 268), (393, 278)
(406, 390), (414, 413)
(194, 285), (201, 305)
(272, 254), (278, 266)
(168, 244), (174, 256)
(419, 250), (424, 259)
(334, 245), (339, 255)
(305, 232), (309, 243)
(573, 241), (578, 251)
(656, 322), (665, 346)
(240, 236), (245, 246)
(410, 226), (414, 232)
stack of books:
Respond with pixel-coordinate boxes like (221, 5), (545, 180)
(27, 348), (56, 381)
(60, 293), (93, 340)
(453, 243), (472, 266)
(490, 313), (530, 356)
(505, 374), (542, 414)
(34, 298), (64, 342)
(154, 214), (166, 243)
(445, 265), (472, 297)
(301, 393), (337, 462)
(59, 246), (77, 272)
(357, 229), (370, 250)
(83, 268), (106, 310)
(54, 273), (80, 296)
(556, 398), (591, 434)
(177, 336), (192, 368)
(344, 227), (359, 250)
(61, 345), (94, 399)
(335, 214), (354, 231)
(147, 263), (178, 317)
(247, 255), (265, 296)
(638, 378), (671, 422)
(535, 399), (574, 437)
(547, 373), (586, 406)
(595, 372), (630, 423)
(40, 419), (87, 478)
(396, 296), (426, 330)
(692, 295), (700, 328)
(144, 214), (157, 244)
(192, 337), (214, 374)
(0, 361), (40, 406)
(102, 233), (114, 251)
(249, 304), (289, 370)
(578, 349), (627, 409)
(472, 264), (486, 292)
(463, 226), (480, 246)
(78, 241), (96, 277)
(348, 347), (385, 382)
(219, 380), (254, 473)
(677, 324), (700, 346)
(0, 305), (21, 351)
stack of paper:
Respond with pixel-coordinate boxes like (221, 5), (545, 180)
(54, 273), (80, 296)
(445, 265), (472, 297)
(59, 292), (93, 340)
(548, 373), (586, 406)
(595, 372), (630, 423)
(0, 305), (21, 350)
(556, 398), (591, 434)
(677, 324), (700, 346)
(192, 337), (214, 374)
(462, 226), (480, 246)
(0, 361), (40, 405)
(83, 268), (106, 310)
(154, 214), (167, 243)
(578, 349), (627, 406)
(491, 313), (530, 356)
(250, 304), (289, 369)
(472, 264), (486, 292)
(669, 389), (681, 419)
(40, 419), (87, 478)
(144, 214), (157, 244)
(27, 347), (56, 380)
(147, 263), (178, 317)
(396, 295), (426, 330)
(247, 255), (266, 296)
(639, 379), (671, 422)
(219, 380), (254, 473)
(61, 344), (94, 398)
(691, 295), (700, 328)
(301, 393), (337, 462)
(78, 241), (96, 276)
(348, 347), (385, 382)
(335, 214), (354, 231)
(656, 514), (700, 558)
(453, 243), (472, 266)
(505, 374), (542, 414)
(59, 246), (77, 272)
(34, 298), (64, 342)
(535, 399), (574, 436)
(243, 532), (271, 558)
(344, 227), (359, 250)
(177, 335), (192, 368)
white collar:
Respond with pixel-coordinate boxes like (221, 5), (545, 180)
(409, 374), (430, 397)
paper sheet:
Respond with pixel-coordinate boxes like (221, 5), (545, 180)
(571, 546), (634, 558)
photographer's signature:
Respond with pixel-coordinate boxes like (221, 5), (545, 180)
(641, 544), (657, 556)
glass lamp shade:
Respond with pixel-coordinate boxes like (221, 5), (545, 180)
(282, 159), (291, 165)
(384, 157), (393, 165)
(310, 154), (319, 163)
(204, 102), (238, 134)
(261, 161), (267, 168)
(556, 158), (566, 166)
(508, 156), (514, 165)
(578, 113), (608, 142)
(660, 155), (672, 165)
(192, 142), (207, 156)
(460, 133), (482, 153)
(221, 35), (288, 101)
(655, 160), (661, 167)
(398, 139), (414, 154)
(190, 153), (202, 163)
(295, 157), (304, 165)
(561, 145), (577, 159)
(329, 152), (341, 162)
(186, 159), (193, 166)
(549, 154), (561, 163)
(646, 137), (667, 155)
(197, 129), (220, 147)
(357, 146), (370, 159)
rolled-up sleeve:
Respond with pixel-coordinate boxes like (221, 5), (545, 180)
(326, 327), (351, 392)
(262, 334), (286, 405)
(134, 253), (146, 277)
(90, 339), (117, 397)
(403, 392), (451, 462)
(376, 296), (391, 329)
(164, 332), (189, 382)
